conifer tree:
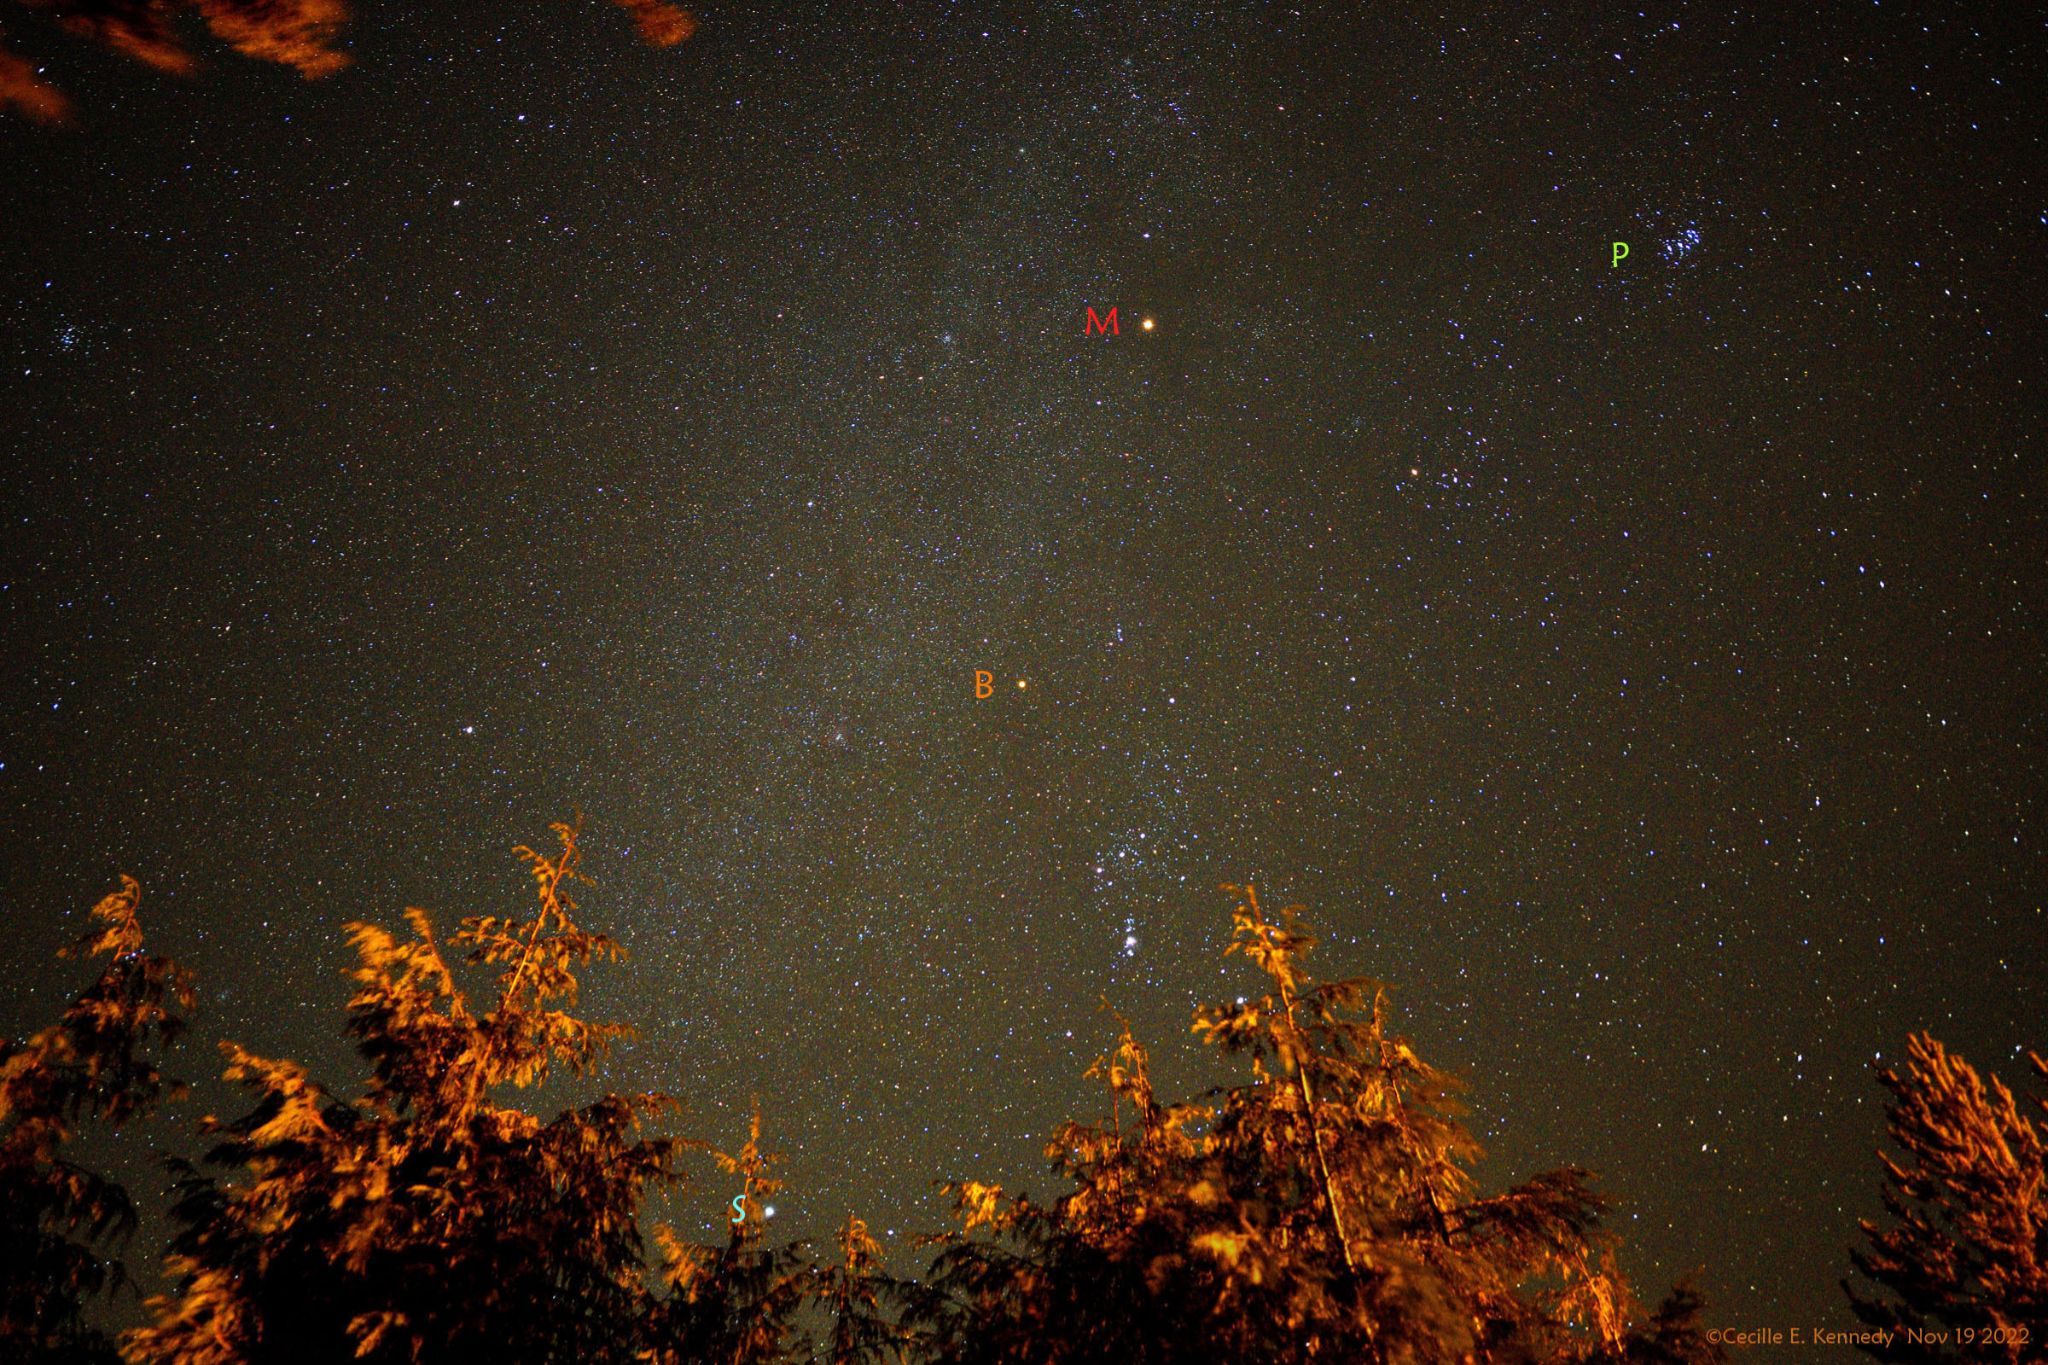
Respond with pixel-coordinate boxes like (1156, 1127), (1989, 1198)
(915, 883), (1722, 1365)
(8, 829), (1734, 1365)
(0, 877), (192, 1364)
(644, 1101), (810, 1365)
(127, 819), (694, 1365)
(1190, 882), (1639, 1365)
(1845, 1032), (2048, 1363)
(1623, 1284), (1724, 1365)
(914, 1015), (1223, 1364)
(815, 1211), (920, 1365)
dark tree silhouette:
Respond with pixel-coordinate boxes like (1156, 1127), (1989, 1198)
(1846, 1032), (2048, 1363)
(815, 1211), (922, 1365)
(912, 883), (1723, 1365)
(644, 1101), (811, 1365)
(0, 876), (193, 1363)
(0, 0), (697, 124)
(1626, 1284), (1725, 1365)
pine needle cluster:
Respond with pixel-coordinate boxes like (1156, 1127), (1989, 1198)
(1845, 1034), (2048, 1362)
(913, 884), (1721, 1365)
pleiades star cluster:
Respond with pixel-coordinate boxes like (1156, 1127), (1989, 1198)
(2, 3), (2041, 1344)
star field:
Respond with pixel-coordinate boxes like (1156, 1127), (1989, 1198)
(2, 2), (2043, 1343)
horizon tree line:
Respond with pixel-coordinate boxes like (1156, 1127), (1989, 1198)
(2, 818), (2040, 1362)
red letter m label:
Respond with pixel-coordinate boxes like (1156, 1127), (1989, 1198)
(1084, 306), (1119, 336)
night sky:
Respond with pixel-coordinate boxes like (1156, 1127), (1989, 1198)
(4, 1), (2043, 1343)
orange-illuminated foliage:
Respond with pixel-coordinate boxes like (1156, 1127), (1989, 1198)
(23, 0), (347, 79)
(127, 818), (699, 1364)
(1, 0), (695, 122)
(6, 823), (1740, 1363)
(193, 0), (349, 77)
(911, 884), (1726, 1365)
(1846, 1033), (2048, 1362)
(0, 41), (71, 121)
(0, 876), (192, 1358)
(817, 1211), (922, 1365)
(644, 1101), (810, 1365)
(613, 0), (697, 47)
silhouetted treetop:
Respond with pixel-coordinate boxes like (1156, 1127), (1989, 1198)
(0, 876), (193, 1362)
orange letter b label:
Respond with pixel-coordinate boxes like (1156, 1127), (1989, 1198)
(974, 670), (993, 698)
